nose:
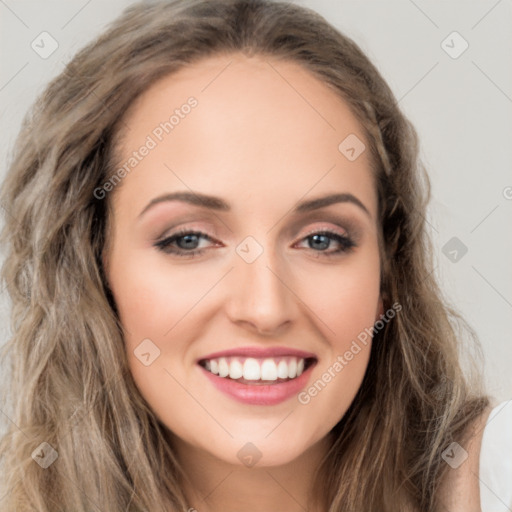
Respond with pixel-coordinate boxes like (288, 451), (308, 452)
(225, 249), (298, 336)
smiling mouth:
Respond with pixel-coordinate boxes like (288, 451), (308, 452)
(198, 356), (317, 385)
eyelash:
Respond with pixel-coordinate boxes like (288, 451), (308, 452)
(154, 227), (356, 258)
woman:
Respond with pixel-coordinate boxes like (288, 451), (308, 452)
(0, 0), (506, 510)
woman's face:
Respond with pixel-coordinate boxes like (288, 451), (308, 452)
(104, 53), (383, 467)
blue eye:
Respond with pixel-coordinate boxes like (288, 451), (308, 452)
(154, 229), (356, 258)
(298, 231), (356, 255)
(154, 230), (212, 258)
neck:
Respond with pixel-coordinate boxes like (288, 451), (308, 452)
(169, 433), (333, 512)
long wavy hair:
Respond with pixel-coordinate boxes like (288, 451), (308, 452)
(0, 0), (489, 510)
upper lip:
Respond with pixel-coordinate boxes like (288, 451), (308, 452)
(197, 346), (317, 363)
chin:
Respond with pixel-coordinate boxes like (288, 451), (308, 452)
(218, 441), (310, 469)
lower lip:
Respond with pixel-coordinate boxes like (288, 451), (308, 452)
(199, 363), (316, 405)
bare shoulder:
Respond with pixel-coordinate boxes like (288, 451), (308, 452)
(437, 405), (494, 512)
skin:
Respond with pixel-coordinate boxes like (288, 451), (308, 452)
(103, 53), (488, 511)
(437, 406), (492, 512)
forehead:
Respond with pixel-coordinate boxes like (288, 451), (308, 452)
(111, 52), (377, 221)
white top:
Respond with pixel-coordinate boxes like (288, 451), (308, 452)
(480, 400), (512, 511)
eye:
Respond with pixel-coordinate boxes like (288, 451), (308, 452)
(294, 229), (356, 257)
(153, 228), (356, 258)
(154, 229), (216, 258)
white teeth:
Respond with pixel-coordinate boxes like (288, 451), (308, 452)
(229, 359), (243, 379)
(202, 356), (311, 382)
(277, 360), (288, 379)
(243, 358), (261, 380)
(218, 357), (229, 378)
(288, 358), (297, 378)
(210, 359), (219, 375)
(261, 359), (278, 381)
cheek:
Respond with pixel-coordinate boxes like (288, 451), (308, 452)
(297, 246), (381, 347)
(107, 250), (224, 407)
(292, 249), (380, 425)
(107, 252), (209, 423)
(108, 250), (213, 342)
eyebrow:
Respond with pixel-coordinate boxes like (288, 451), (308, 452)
(138, 191), (371, 218)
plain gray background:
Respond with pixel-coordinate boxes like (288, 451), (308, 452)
(0, 0), (511, 407)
